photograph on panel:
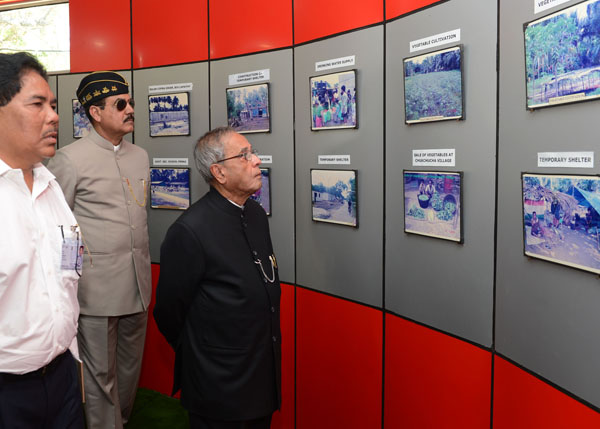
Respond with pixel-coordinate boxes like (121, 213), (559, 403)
(522, 173), (600, 274)
(310, 70), (357, 130)
(72, 99), (92, 138)
(311, 169), (357, 227)
(525, 0), (600, 110)
(403, 171), (463, 242)
(148, 92), (190, 137)
(226, 83), (271, 133)
(403, 45), (464, 124)
(150, 167), (191, 210)
(250, 168), (271, 216)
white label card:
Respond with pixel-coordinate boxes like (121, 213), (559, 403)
(228, 69), (270, 86)
(148, 83), (193, 94)
(318, 155), (351, 165)
(258, 155), (272, 164)
(153, 158), (189, 166)
(409, 29), (461, 53)
(537, 152), (594, 168)
(412, 149), (456, 166)
(315, 55), (356, 72)
(534, 0), (570, 14)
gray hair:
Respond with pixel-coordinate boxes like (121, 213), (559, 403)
(193, 126), (234, 183)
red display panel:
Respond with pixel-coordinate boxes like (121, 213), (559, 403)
(386, 0), (445, 21)
(69, 0), (131, 72)
(296, 288), (382, 429)
(384, 314), (491, 428)
(138, 264), (176, 396)
(209, 0), (292, 59)
(271, 283), (295, 429)
(132, 0), (208, 68)
(493, 356), (600, 428)
(294, 0), (383, 45)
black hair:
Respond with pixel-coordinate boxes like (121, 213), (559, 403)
(0, 52), (47, 107)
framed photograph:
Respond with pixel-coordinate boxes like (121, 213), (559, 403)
(250, 168), (271, 216)
(310, 69), (357, 130)
(522, 173), (600, 274)
(148, 92), (190, 137)
(403, 45), (464, 124)
(524, 0), (600, 110)
(150, 167), (190, 210)
(72, 99), (92, 138)
(226, 83), (270, 133)
(403, 170), (463, 242)
(311, 169), (357, 227)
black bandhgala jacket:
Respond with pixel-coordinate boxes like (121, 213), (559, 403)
(154, 187), (281, 420)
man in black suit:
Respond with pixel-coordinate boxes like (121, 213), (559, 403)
(154, 127), (280, 429)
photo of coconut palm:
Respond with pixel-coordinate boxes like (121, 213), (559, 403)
(226, 83), (270, 133)
(403, 171), (463, 242)
(311, 169), (357, 227)
(525, 0), (600, 109)
(72, 99), (92, 138)
(250, 168), (271, 215)
(403, 45), (463, 124)
(522, 173), (600, 274)
(149, 92), (190, 137)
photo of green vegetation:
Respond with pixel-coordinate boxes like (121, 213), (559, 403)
(403, 45), (463, 124)
(525, 0), (600, 109)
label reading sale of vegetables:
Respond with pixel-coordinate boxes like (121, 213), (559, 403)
(412, 149), (455, 166)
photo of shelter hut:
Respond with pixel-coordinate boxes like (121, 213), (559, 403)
(403, 171), (462, 242)
(522, 173), (600, 274)
(149, 92), (190, 137)
(311, 169), (357, 227)
(226, 83), (270, 133)
(310, 70), (357, 130)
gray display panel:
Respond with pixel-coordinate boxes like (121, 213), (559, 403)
(385, 0), (496, 347)
(134, 63), (210, 263)
(498, 0), (600, 408)
(294, 27), (384, 307)
(211, 50), (295, 283)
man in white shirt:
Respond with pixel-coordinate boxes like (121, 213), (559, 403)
(0, 52), (84, 428)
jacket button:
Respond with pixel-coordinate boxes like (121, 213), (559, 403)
(270, 306), (275, 313)
(242, 222), (248, 228)
(272, 336), (277, 342)
(252, 250), (258, 256)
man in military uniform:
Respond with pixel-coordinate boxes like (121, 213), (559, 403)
(47, 71), (151, 429)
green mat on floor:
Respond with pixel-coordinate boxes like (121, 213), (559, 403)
(125, 388), (189, 429)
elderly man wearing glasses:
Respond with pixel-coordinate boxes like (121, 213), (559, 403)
(47, 71), (151, 429)
(154, 127), (281, 429)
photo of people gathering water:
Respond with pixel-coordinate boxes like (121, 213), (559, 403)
(522, 173), (600, 274)
(404, 171), (462, 242)
(525, 0), (600, 109)
(310, 70), (357, 130)
(311, 169), (357, 227)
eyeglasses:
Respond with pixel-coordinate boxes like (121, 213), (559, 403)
(94, 98), (135, 112)
(114, 98), (135, 111)
(214, 149), (258, 163)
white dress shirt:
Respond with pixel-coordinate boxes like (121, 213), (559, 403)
(0, 158), (80, 374)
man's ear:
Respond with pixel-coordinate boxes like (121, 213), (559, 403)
(210, 163), (226, 185)
(89, 105), (102, 123)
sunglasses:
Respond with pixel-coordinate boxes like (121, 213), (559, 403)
(114, 98), (135, 111)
